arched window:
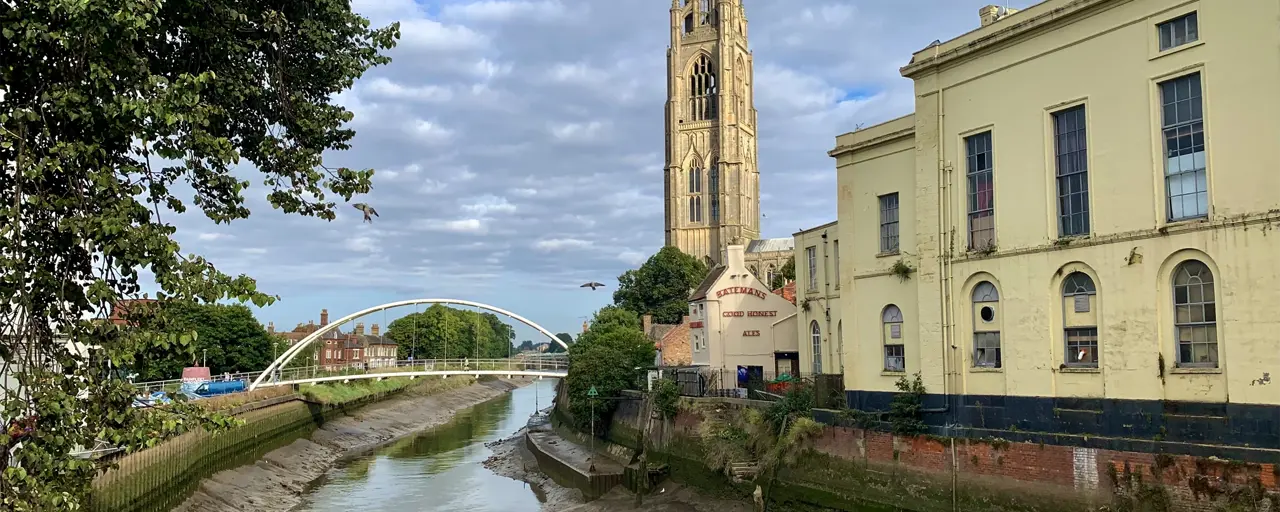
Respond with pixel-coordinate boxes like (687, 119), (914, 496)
(688, 166), (701, 193)
(689, 55), (718, 121)
(810, 321), (822, 374)
(883, 305), (905, 372)
(1062, 272), (1098, 367)
(709, 165), (720, 222)
(837, 320), (845, 373)
(972, 281), (1001, 368)
(766, 264), (776, 287)
(687, 195), (702, 223)
(748, 265), (758, 278)
(1173, 260), (1217, 367)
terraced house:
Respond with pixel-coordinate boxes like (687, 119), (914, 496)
(830, 0), (1280, 451)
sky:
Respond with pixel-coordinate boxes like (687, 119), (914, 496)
(156, 0), (1035, 344)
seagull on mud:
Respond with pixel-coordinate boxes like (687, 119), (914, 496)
(580, 282), (606, 290)
(352, 203), (379, 223)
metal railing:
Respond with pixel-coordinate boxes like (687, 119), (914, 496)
(130, 356), (569, 395)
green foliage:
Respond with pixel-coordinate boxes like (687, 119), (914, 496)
(613, 246), (709, 324)
(770, 255), (796, 290)
(889, 372), (928, 435)
(651, 378), (681, 420)
(383, 304), (515, 360)
(130, 303), (278, 380)
(0, 0), (397, 507)
(547, 333), (573, 353)
(563, 306), (655, 435)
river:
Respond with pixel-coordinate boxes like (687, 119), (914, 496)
(292, 379), (557, 512)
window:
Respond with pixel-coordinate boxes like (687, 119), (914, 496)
(709, 165), (720, 222)
(689, 55), (718, 121)
(966, 132), (995, 250)
(683, 14), (693, 33)
(833, 240), (840, 285)
(883, 305), (905, 372)
(766, 264), (776, 287)
(972, 281), (1001, 368)
(688, 166), (701, 193)
(806, 246), (817, 291)
(1054, 106), (1090, 237)
(837, 320), (844, 373)
(1158, 12), (1198, 51)
(1062, 272), (1098, 367)
(1160, 73), (1207, 221)
(810, 321), (822, 374)
(687, 196), (702, 223)
(1173, 260), (1217, 367)
(879, 193), (900, 253)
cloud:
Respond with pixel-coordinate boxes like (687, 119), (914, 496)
(163, 0), (1024, 336)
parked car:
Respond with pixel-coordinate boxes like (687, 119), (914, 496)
(192, 380), (246, 397)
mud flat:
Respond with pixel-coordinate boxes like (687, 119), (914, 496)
(173, 379), (525, 512)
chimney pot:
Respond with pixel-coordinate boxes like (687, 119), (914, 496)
(355, 322), (364, 335)
(372, 324), (380, 336)
(642, 314), (653, 335)
(320, 309), (329, 326)
(682, 315), (691, 325)
(267, 321), (275, 333)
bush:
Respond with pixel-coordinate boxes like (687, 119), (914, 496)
(562, 306), (655, 435)
(652, 378), (681, 419)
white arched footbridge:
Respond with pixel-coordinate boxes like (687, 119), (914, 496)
(249, 298), (569, 391)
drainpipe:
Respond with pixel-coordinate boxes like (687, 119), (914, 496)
(934, 43), (956, 429)
(821, 231), (834, 375)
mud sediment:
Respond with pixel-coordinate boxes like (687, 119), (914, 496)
(173, 379), (523, 512)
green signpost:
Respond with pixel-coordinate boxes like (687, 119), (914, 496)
(586, 385), (598, 472)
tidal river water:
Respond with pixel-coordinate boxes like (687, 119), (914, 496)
(293, 379), (557, 512)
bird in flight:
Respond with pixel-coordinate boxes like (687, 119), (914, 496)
(353, 203), (379, 223)
(580, 282), (606, 290)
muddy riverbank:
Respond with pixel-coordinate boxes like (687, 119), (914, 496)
(172, 379), (526, 512)
(481, 428), (754, 512)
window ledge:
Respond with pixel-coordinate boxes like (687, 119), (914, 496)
(1150, 39), (1204, 61)
(1162, 215), (1210, 230)
(881, 371), (907, 377)
(1058, 367), (1100, 374)
(1170, 367), (1222, 375)
(970, 367), (1003, 373)
(876, 251), (900, 259)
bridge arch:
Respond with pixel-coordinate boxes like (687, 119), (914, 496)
(251, 298), (567, 390)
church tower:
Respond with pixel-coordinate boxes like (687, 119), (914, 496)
(663, 0), (759, 267)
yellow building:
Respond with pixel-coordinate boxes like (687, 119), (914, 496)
(793, 222), (843, 376)
(831, 0), (1280, 447)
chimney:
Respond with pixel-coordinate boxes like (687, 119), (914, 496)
(355, 322), (365, 335)
(642, 314), (653, 335)
(372, 323), (380, 337)
(682, 315), (690, 325)
(320, 309), (329, 326)
(979, 5), (1017, 27)
(582, 320), (589, 333)
(726, 244), (746, 271)
(267, 321), (275, 334)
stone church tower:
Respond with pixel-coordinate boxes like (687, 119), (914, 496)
(663, 0), (760, 266)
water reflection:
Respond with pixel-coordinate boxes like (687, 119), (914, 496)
(294, 379), (557, 512)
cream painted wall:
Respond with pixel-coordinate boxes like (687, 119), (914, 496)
(834, 0), (1280, 406)
(691, 245), (800, 372)
(793, 223), (842, 376)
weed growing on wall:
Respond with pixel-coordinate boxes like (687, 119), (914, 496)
(889, 372), (928, 435)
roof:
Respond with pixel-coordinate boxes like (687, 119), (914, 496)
(689, 265), (727, 301)
(793, 220), (838, 237)
(647, 323), (677, 343)
(746, 238), (793, 253)
(772, 281), (796, 305)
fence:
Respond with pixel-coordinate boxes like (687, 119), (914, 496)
(656, 367), (846, 409)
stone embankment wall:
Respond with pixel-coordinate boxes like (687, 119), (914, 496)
(560, 388), (1280, 511)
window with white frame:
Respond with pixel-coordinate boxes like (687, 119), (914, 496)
(966, 132), (995, 250)
(806, 246), (817, 291)
(1158, 12), (1198, 51)
(883, 305), (905, 372)
(972, 281), (1001, 368)
(1054, 106), (1090, 237)
(1061, 272), (1098, 367)
(1173, 260), (1217, 367)
(810, 321), (822, 373)
(1160, 72), (1208, 221)
(879, 193), (900, 253)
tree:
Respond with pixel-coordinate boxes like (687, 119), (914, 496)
(129, 303), (278, 380)
(613, 247), (709, 324)
(384, 305), (517, 360)
(545, 333), (573, 354)
(770, 255), (796, 290)
(0, 1), (398, 508)
(562, 306), (654, 435)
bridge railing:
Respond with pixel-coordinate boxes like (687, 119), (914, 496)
(130, 356), (568, 395)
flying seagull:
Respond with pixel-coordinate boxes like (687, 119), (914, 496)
(580, 282), (606, 290)
(352, 203), (378, 223)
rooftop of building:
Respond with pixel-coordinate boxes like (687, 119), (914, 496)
(793, 220), (838, 237)
(746, 238), (794, 253)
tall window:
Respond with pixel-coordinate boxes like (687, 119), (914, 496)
(1054, 106), (1090, 237)
(832, 240), (840, 285)
(1062, 272), (1098, 367)
(837, 320), (844, 373)
(689, 55), (718, 121)
(1161, 73), (1207, 221)
(688, 196), (702, 223)
(879, 193), (900, 253)
(806, 246), (817, 291)
(688, 166), (702, 223)
(1158, 12), (1198, 51)
(810, 321), (822, 374)
(766, 265), (776, 288)
(966, 132), (995, 250)
(688, 166), (701, 193)
(1173, 260), (1217, 367)
(972, 281), (1001, 368)
(709, 165), (720, 222)
(883, 305), (905, 372)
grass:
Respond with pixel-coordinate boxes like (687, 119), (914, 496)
(300, 375), (476, 405)
(195, 386), (294, 412)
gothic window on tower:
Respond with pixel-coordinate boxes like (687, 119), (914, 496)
(684, 14), (693, 33)
(689, 56), (718, 121)
(688, 196), (702, 223)
(699, 0), (713, 24)
(709, 165), (720, 222)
